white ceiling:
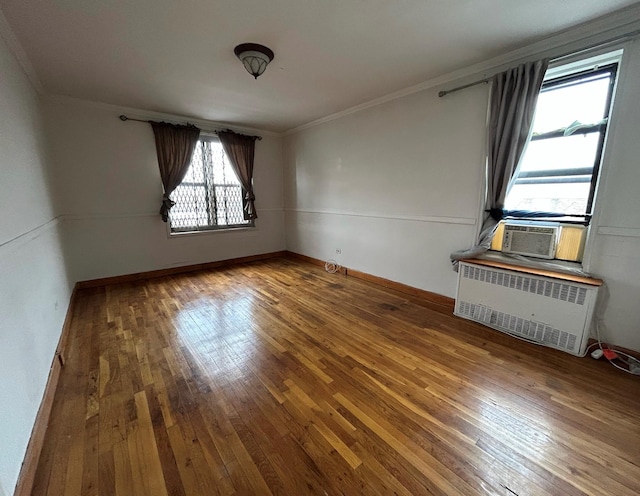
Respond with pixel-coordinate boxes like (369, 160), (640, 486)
(1, 0), (639, 132)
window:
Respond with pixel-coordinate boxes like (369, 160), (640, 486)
(168, 137), (253, 233)
(489, 53), (621, 263)
(504, 61), (618, 224)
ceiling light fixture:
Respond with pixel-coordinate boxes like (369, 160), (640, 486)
(234, 43), (274, 79)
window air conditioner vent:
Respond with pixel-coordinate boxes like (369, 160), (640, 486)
(502, 220), (559, 259)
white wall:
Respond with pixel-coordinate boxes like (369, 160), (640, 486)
(0, 35), (72, 494)
(284, 82), (488, 298)
(587, 39), (640, 351)
(283, 84), (487, 298)
(44, 99), (286, 282)
(283, 41), (640, 352)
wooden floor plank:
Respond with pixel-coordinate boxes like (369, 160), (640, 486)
(33, 258), (640, 495)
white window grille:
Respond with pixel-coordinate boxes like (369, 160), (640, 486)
(169, 137), (253, 233)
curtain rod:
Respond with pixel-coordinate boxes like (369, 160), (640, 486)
(118, 114), (262, 140)
(438, 28), (640, 98)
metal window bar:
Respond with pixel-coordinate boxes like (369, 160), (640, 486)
(169, 139), (252, 232)
(219, 152), (230, 225)
(202, 141), (215, 227)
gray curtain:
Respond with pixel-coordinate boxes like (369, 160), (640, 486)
(451, 58), (549, 266)
(218, 130), (258, 220)
(150, 121), (201, 222)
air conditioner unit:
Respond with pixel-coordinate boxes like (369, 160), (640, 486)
(455, 261), (600, 356)
(502, 220), (560, 259)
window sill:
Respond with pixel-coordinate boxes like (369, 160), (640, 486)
(480, 251), (592, 279)
(167, 225), (256, 239)
(467, 253), (602, 286)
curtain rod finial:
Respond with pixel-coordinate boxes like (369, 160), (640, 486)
(438, 90), (447, 98)
(119, 115), (128, 121)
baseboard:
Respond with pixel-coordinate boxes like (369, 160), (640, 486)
(14, 284), (78, 496)
(345, 267), (455, 311)
(285, 251), (454, 312)
(285, 251), (347, 274)
(76, 251), (287, 288)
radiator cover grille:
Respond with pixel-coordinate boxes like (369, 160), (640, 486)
(455, 262), (598, 356)
(456, 301), (578, 352)
(462, 264), (587, 305)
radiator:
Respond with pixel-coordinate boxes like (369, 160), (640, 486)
(455, 261), (599, 356)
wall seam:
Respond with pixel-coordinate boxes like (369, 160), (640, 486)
(0, 216), (61, 251)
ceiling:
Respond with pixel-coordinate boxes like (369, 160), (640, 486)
(1, 0), (639, 132)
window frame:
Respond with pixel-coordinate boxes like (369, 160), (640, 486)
(504, 62), (618, 226)
(167, 135), (255, 236)
(488, 50), (625, 267)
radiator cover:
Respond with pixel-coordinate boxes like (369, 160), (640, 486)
(455, 261), (598, 356)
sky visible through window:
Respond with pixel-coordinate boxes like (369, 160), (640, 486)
(505, 73), (612, 216)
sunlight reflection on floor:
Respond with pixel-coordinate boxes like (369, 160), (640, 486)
(174, 293), (258, 383)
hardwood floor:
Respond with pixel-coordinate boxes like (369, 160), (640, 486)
(33, 258), (640, 495)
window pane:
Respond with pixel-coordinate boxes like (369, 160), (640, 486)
(214, 185), (246, 225)
(519, 134), (599, 173)
(187, 144), (206, 182)
(170, 184), (210, 229)
(504, 66), (614, 218)
(506, 182), (591, 216)
(210, 143), (226, 179)
(532, 76), (611, 134)
(168, 139), (251, 232)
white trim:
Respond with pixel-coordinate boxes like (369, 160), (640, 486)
(546, 49), (624, 78)
(4, 1), (639, 141)
(167, 225), (258, 240)
(544, 49), (624, 82)
(286, 208), (476, 226)
(199, 132), (221, 140)
(165, 209), (283, 238)
(63, 212), (158, 221)
(0, 6), (43, 93)
(63, 208), (284, 222)
(581, 39), (634, 271)
(283, 7), (640, 136)
(0, 217), (61, 253)
(597, 227), (640, 238)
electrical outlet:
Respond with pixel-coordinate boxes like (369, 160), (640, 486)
(335, 249), (342, 254)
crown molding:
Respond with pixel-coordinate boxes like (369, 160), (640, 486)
(45, 94), (280, 138)
(283, 4), (640, 136)
(0, 6), (44, 93)
(3, 2), (640, 140)
(597, 226), (640, 238)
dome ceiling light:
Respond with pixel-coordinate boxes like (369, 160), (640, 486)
(234, 43), (274, 79)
